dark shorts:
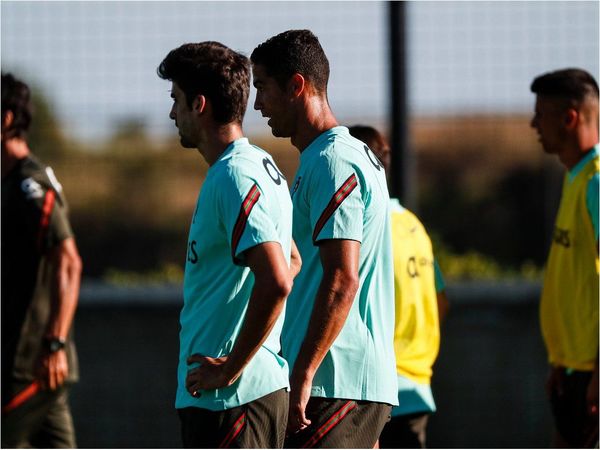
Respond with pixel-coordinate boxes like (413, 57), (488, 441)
(284, 397), (391, 449)
(549, 368), (598, 448)
(1, 381), (76, 449)
(178, 388), (288, 448)
(378, 412), (429, 448)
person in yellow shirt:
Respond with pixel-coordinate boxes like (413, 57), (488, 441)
(349, 125), (449, 448)
(531, 68), (599, 448)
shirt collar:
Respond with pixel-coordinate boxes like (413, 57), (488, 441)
(301, 126), (348, 160)
(568, 143), (599, 182)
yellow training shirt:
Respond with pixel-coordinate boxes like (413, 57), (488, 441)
(390, 200), (440, 384)
(540, 150), (599, 371)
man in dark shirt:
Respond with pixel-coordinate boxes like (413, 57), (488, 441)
(2, 72), (82, 448)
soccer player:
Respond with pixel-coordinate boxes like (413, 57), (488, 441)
(348, 125), (449, 448)
(530, 68), (599, 448)
(2, 72), (82, 448)
(251, 30), (398, 448)
(157, 42), (297, 448)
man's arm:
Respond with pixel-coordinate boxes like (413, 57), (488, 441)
(288, 239), (360, 433)
(186, 241), (292, 394)
(290, 239), (302, 280)
(37, 237), (82, 390)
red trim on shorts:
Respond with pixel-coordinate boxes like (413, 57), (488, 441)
(37, 189), (56, 251)
(231, 184), (261, 260)
(218, 412), (247, 448)
(301, 400), (357, 448)
(312, 174), (358, 243)
(1, 381), (41, 415)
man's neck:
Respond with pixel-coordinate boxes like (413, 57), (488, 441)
(560, 132), (599, 170)
(291, 97), (339, 152)
(1, 138), (30, 178)
(198, 123), (245, 166)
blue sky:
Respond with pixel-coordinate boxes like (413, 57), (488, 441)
(2, 1), (598, 141)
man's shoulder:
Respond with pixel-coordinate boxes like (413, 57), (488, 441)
(9, 156), (65, 202)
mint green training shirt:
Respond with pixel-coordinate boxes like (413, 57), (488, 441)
(176, 138), (292, 411)
(284, 126), (398, 405)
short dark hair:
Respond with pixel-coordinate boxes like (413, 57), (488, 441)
(348, 125), (384, 152)
(531, 68), (599, 107)
(2, 72), (32, 139)
(251, 29), (330, 94)
(348, 125), (390, 171)
(157, 42), (250, 125)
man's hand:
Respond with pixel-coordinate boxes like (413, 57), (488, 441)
(287, 372), (313, 435)
(185, 354), (240, 397)
(36, 349), (68, 390)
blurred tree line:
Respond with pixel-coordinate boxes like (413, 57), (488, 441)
(24, 87), (563, 283)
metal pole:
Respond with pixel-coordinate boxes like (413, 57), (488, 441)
(389, 1), (415, 210)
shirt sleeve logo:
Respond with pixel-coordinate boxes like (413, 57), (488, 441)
(21, 177), (44, 199)
(263, 157), (284, 186)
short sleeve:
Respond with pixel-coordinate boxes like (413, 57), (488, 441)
(47, 193), (74, 248)
(586, 173), (599, 242)
(308, 160), (364, 245)
(20, 173), (73, 253)
(218, 173), (279, 265)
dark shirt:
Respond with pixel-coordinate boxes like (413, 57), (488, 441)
(1, 155), (78, 400)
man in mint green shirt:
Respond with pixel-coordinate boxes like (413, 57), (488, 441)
(251, 30), (397, 448)
(158, 41), (298, 448)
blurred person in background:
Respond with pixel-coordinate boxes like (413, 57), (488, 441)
(251, 30), (397, 448)
(531, 68), (599, 448)
(1, 72), (82, 448)
(158, 42), (299, 448)
(349, 125), (449, 449)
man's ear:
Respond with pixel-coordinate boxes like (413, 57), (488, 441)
(2, 110), (14, 131)
(192, 95), (207, 114)
(288, 73), (306, 98)
(564, 108), (578, 130)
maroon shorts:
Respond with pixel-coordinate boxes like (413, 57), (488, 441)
(284, 397), (391, 448)
(178, 388), (288, 448)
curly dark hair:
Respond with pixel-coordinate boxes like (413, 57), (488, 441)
(157, 42), (250, 125)
(1, 72), (32, 139)
(531, 68), (599, 108)
(250, 29), (330, 94)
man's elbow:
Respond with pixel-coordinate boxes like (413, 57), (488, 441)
(68, 249), (83, 278)
(276, 273), (293, 300)
(259, 271), (292, 301)
(331, 270), (359, 301)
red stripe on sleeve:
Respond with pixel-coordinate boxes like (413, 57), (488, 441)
(37, 189), (56, 252)
(312, 174), (358, 243)
(231, 184), (261, 261)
